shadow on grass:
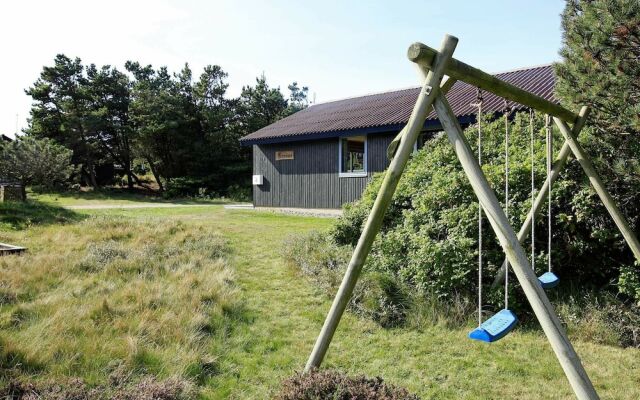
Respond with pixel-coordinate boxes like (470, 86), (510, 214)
(32, 187), (231, 205)
(0, 200), (84, 230)
(0, 337), (44, 375)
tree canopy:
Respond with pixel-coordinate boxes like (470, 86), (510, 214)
(556, 0), (640, 137)
(25, 56), (308, 196)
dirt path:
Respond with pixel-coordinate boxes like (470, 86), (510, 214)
(64, 203), (220, 210)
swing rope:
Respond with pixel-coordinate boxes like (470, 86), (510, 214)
(546, 115), (553, 273)
(468, 97), (519, 343)
(504, 100), (510, 310)
(530, 109), (535, 272)
(474, 89), (483, 326)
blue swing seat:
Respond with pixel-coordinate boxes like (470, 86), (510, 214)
(468, 309), (518, 343)
(538, 271), (559, 289)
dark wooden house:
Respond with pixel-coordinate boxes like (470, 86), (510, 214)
(240, 65), (556, 209)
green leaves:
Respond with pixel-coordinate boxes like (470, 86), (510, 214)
(26, 55), (308, 195)
(556, 0), (640, 137)
(332, 111), (640, 306)
(0, 136), (76, 188)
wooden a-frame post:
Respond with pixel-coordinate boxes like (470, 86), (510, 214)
(302, 34), (640, 400)
(430, 87), (599, 400)
(304, 34), (459, 370)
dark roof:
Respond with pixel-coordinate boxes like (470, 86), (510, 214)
(240, 64), (556, 145)
(1, 134), (13, 142)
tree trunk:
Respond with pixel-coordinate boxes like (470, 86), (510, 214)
(87, 160), (98, 188)
(146, 156), (164, 192)
(124, 157), (134, 190)
(123, 135), (134, 190)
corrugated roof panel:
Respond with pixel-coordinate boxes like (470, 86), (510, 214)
(240, 64), (558, 143)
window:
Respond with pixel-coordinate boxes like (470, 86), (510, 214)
(339, 136), (367, 177)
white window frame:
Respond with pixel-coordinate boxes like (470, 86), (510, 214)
(338, 135), (368, 178)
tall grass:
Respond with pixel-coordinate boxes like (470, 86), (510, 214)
(0, 214), (238, 388)
(283, 231), (640, 347)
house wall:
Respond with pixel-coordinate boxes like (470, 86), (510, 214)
(252, 133), (396, 209)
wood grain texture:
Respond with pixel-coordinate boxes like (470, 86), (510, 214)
(434, 93), (599, 400)
(305, 34), (459, 371)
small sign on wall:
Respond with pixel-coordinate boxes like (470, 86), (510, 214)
(275, 150), (294, 160)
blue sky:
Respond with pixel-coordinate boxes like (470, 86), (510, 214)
(0, 0), (566, 137)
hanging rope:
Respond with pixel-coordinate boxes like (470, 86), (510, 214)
(474, 88), (484, 326)
(530, 109), (535, 272)
(504, 100), (510, 310)
(546, 115), (553, 273)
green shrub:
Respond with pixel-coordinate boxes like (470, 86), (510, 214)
(276, 369), (420, 400)
(0, 136), (77, 188)
(164, 177), (212, 198)
(332, 112), (640, 307)
(283, 232), (409, 327)
(164, 176), (251, 200)
(227, 184), (251, 202)
(555, 290), (640, 348)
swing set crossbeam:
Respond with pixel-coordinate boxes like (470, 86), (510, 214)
(407, 42), (579, 124)
(305, 34), (640, 400)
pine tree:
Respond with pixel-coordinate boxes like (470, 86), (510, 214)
(555, 0), (640, 136)
(556, 0), (640, 302)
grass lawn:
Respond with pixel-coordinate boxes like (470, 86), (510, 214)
(28, 188), (232, 207)
(1, 200), (638, 399)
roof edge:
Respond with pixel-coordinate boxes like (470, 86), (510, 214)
(240, 115), (477, 146)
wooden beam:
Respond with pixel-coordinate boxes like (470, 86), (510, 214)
(433, 92), (599, 400)
(492, 107), (590, 287)
(408, 42), (579, 124)
(554, 117), (640, 263)
(304, 34), (459, 371)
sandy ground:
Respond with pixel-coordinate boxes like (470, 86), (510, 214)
(64, 203), (341, 217)
(64, 203), (220, 210)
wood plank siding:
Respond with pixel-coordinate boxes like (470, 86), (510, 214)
(253, 134), (396, 209)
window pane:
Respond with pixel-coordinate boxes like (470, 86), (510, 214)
(341, 136), (366, 173)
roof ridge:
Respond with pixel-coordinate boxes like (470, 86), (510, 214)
(491, 62), (554, 76)
(310, 85), (419, 107)
(308, 63), (553, 108)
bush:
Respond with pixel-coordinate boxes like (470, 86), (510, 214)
(164, 177), (213, 198)
(0, 136), (77, 188)
(283, 232), (409, 327)
(276, 369), (420, 400)
(332, 112), (640, 308)
(163, 176), (251, 201)
(555, 290), (640, 348)
(227, 184), (251, 202)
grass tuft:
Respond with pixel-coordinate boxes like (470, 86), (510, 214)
(0, 213), (237, 388)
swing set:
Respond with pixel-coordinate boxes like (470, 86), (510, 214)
(468, 99), (558, 343)
(304, 35), (640, 400)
